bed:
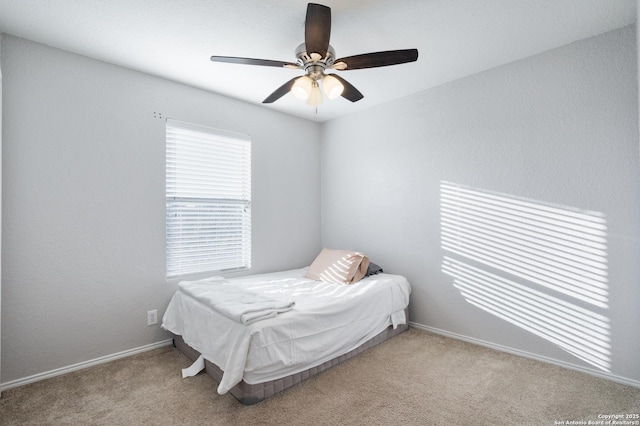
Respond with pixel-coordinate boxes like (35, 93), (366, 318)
(161, 265), (411, 405)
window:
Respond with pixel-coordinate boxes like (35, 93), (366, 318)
(166, 119), (251, 278)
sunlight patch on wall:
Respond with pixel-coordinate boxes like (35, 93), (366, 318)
(440, 182), (608, 308)
(442, 256), (611, 371)
(440, 181), (610, 371)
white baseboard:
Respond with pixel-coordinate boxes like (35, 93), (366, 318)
(410, 322), (640, 389)
(4, 326), (639, 393)
(0, 339), (174, 392)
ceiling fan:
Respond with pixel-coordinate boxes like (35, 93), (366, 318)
(210, 3), (418, 107)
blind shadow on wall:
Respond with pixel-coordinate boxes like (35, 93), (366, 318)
(440, 181), (610, 372)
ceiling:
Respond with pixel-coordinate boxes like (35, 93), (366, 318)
(0, 0), (636, 122)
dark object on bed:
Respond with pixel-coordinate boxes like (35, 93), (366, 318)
(172, 308), (409, 405)
(365, 262), (383, 276)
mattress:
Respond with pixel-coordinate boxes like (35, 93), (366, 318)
(172, 311), (409, 405)
(162, 267), (411, 397)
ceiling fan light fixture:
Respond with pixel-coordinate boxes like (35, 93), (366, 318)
(306, 82), (323, 106)
(211, 3), (418, 107)
(322, 74), (344, 99)
(292, 75), (312, 100)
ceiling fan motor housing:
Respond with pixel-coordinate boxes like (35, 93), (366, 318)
(295, 42), (336, 81)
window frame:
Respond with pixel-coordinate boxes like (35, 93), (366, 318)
(165, 119), (251, 279)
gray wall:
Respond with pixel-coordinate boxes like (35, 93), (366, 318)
(0, 35), (321, 384)
(2, 24), (639, 388)
(321, 25), (640, 384)
(0, 35), (3, 396)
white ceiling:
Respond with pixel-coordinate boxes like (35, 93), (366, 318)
(0, 0), (636, 122)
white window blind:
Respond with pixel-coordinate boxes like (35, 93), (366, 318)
(166, 119), (251, 278)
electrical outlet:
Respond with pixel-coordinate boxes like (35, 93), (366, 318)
(147, 309), (158, 326)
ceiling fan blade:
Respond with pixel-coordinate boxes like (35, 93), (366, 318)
(211, 56), (299, 69)
(334, 49), (418, 70)
(329, 74), (364, 102)
(262, 77), (299, 103)
(305, 3), (331, 57)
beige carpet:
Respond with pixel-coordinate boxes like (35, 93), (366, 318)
(1, 329), (639, 425)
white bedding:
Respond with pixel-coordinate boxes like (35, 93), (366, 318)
(178, 277), (295, 324)
(161, 268), (411, 394)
